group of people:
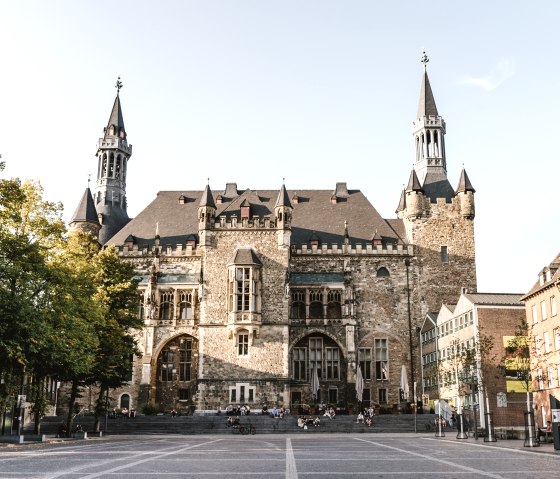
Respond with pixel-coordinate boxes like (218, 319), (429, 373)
(225, 404), (251, 416)
(298, 416), (320, 429)
(356, 409), (374, 427)
(322, 407), (337, 420)
(110, 408), (136, 418)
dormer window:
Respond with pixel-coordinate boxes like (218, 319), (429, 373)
(178, 194), (186, 205)
(309, 233), (321, 248)
(240, 200), (251, 220)
(216, 195), (223, 205)
(186, 235), (196, 249)
(124, 235), (135, 249)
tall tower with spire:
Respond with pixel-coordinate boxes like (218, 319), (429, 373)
(93, 77), (132, 244)
(398, 52), (477, 309)
(412, 51), (454, 203)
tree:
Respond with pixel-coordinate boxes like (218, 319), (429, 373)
(0, 166), (66, 433)
(501, 319), (531, 395)
(89, 246), (143, 432)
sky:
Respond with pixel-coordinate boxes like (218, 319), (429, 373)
(0, 1), (558, 295)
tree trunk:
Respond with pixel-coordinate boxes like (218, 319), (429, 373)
(93, 386), (106, 433)
(66, 380), (79, 437)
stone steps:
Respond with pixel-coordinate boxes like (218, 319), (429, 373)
(32, 413), (436, 436)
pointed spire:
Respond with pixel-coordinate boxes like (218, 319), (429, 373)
(199, 183), (216, 209)
(396, 187), (407, 213)
(417, 52), (438, 118)
(275, 183), (292, 208)
(105, 83), (126, 139)
(71, 188), (99, 224)
(406, 169), (423, 193)
(455, 167), (476, 194)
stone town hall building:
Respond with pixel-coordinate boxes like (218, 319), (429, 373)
(70, 63), (477, 414)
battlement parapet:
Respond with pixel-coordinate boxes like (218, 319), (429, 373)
(291, 243), (413, 256)
(117, 243), (201, 258)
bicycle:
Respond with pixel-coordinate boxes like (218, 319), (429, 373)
(232, 424), (256, 435)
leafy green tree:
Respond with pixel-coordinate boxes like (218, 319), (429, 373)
(89, 246), (142, 432)
(0, 166), (66, 433)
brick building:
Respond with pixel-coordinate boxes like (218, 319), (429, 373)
(70, 58), (478, 414)
(521, 253), (560, 428)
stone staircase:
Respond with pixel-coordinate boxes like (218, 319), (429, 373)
(32, 413), (436, 436)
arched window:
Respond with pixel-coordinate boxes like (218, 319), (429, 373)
(115, 155), (122, 178)
(327, 290), (342, 319)
(120, 394), (130, 410)
(159, 291), (174, 320)
(178, 291), (193, 320)
(376, 267), (390, 277)
(290, 290), (306, 319)
(309, 290), (323, 319)
(102, 154), (108, 177)
(108, 153), (115, 177)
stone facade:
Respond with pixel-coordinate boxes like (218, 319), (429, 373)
(70, 63), (479, 415)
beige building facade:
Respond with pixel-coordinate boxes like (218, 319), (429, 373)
(70, 62), (478, 414)
(522, 253), (560, 428)
(433, 292), (526, 427)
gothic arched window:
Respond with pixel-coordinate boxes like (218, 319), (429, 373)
(179, 291), (193, 320)
(309, 290), (323, 319)
(159, 291), (174, 320)
(290, 290), (306, 319)
(376, 267), (390, 277)
(327, 290), (342, 319)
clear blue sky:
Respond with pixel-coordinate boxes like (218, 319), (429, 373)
(1, 1), (558, 294)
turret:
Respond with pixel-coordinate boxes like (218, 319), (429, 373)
(405, 169), (424, 219)
(455, 167), (476, 219)
(198, 183), (216, 230)
(69, 187), (101, 239)
(274, 182), (292, 246)
(93, 77), (132, 244)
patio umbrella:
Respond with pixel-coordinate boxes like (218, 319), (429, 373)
(311, 366), (320, 401)
(400, 364), (409, 401)
(355, 364), (364, 403)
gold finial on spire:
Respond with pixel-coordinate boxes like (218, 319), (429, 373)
(282, 177), (285, 185)
(87, 173), (91, 187)
(420, 49), (429, 71)
(115, 76), (123, 94)
(207, 177), (210, 185)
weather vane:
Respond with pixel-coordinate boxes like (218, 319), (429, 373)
(115, 76), (123, 94)
(420, 50), (429, 70)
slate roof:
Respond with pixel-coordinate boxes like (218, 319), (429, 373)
(290, 273), (345, 284)
(522, 252), (560, 299)
(106, 187), (405, 248)
(455, 168), (475, 194)
(417, 71), (439, 118)
(230, 248), (262, 265)
(106, 94), (126, 138)
(421, 168), (455, 203)
(464, 293), (524, 307)
(70, 188), (99, 224)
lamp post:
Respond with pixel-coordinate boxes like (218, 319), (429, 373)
(404, 260), (415, 408)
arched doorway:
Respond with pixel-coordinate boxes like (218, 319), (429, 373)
(155, 335), (198, 413)
(289, 333), (345, 413)
(120, 394), (130, 410)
